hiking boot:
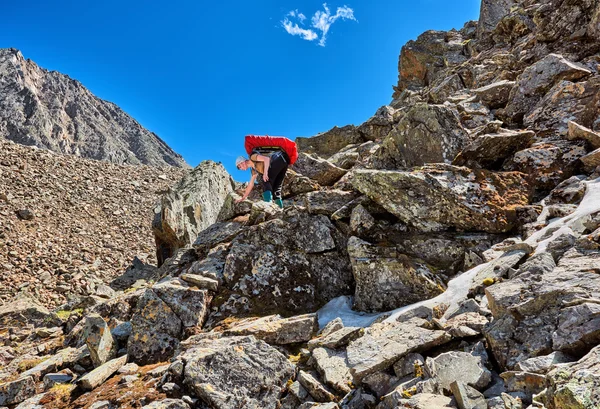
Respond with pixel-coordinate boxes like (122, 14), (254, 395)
(262, 191), (273, 203)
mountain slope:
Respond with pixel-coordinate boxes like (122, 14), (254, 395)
(0, 48), (188, 168)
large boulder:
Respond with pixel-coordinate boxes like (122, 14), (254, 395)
(292, 153), (348, 186)
(352, 165), (530, 233)
(503, 141), (586, 194)
(348, 237), (445, 312)
(83, 314), (117, 367)
(0, 293), (52, 327)
(127, 289), (183, 365)
(374, 104), (469, 169)
(215, 208), (353, 319)
(356, 106), (397, 142)
(153, 161), (234, 265)
(543, 345), (600, 408)
(484, 249), (600, 370)
(222, 313), (318, 344)
(296, 125), (365, 158)
(347, 318), (451, 380)
(523, 78), (600, 135)
(501, 54), (591, 125)
(453, 129), (535, 170)
(180, 335), (295, 409)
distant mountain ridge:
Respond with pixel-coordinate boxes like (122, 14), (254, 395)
(0, 48), (188, 168)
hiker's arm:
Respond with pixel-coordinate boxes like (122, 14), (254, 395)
(236, 172), (257, 203)
(251, 154), (271, 182)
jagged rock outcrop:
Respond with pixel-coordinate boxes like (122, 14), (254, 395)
(348, 237), (445, 312)
(153, 161), (233, 265)
(180, 335), (295, 409)
(0, 48), (188, 168)
(374, 103), (469, 169)
(352, 165), (530, 233)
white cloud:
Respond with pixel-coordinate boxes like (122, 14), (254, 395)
(281, 3), (357, 47)
(282, 18), (318, 41)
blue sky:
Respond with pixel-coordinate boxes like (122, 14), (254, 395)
(1, 0), (480, 180)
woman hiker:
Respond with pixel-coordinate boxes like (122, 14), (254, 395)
(235, 150), (289, 208)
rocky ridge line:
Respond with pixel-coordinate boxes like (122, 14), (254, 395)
(0, 48), (188, 168)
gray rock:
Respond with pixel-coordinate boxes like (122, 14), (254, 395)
(296, 125), (365, 159)
(298, 371), (336, 403)
(450, 381), (487, 409)
(292, 153), (348, 186)
(348, 236), (445, 312)
(567, 121), (600, 150)
(180, 273), (219, 291)
(20, 346), (87, 381)
(111, 321), (133, 343)
(181, 336), (295, 409)
(0, 48), (187, 168)
(298, 403), (339, 409)
(141, 399), (191, 409)
(500, 371), (546, 402)
(453, 130), (535, 169)
(110, 257), (160, 291)
(347, 318), (451, 380)
(349, 205), (376, 236)
(468, 250), (528, 295)
(117, 362), (139, 375)
(473, 80), (515, 109)
(484, 250), (600, 370)
(502, 54), (591, 124)
(153, 161), (233, 265)
(83, 314), (117, 368)
(428, 74), (464, 104)
(152, 279), (211, 328)
(581, 148), (600, 173)
(393, 353), (425, 378)
(218, 209), (353, 318)
(522, 79), (599, 135)
(545, 344), (600, 407)
(318, 317), (344, 338)
(0, 293), (52, 327)
(222, 314), (318, 344)
(89, 401), (113, 409)
(42, 373), (73, 389)
(378, 391), (457, 409)
(426, 351), (491, 392)
(312, 348), (353, 394)
(515, 352), (574, 374)
(546, 176), (587, 205)
(362, 371), (400, 399)
(78, 355), (127, 391)
(374, 104), (468, 169)
(352, 165), (529, 233)
(192, 221), (244, 256)
(0, 376), (36, 406)
(308, 326), (362, 351)
(127, 289), (182, 365)
(304, 190), (359, 216)
(288, 380), (309, 400)
(477, 0), (516, 37)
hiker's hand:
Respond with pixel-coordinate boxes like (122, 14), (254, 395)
(235, 197), (245, 203)
(263, 174), (269, 182)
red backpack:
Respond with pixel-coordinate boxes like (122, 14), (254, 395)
(244, 135), (298, 165)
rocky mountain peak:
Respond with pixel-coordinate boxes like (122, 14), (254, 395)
(0, 48), (188, 168)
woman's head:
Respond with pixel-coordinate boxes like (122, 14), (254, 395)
(236, 156), (250, 170)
